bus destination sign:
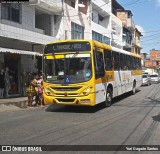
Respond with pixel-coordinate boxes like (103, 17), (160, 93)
(44, 42), (91, 54)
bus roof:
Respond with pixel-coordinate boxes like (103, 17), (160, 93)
(45, 40), (141, 58)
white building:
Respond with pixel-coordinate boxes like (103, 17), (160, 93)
(63, 0), (91, 40)
(63, 0), (122, 47)
(91, 0), (111, 44)
(111, 0), (123, 49)
(0, 0), (63, 96)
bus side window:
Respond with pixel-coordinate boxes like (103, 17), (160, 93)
(137, 58), (141, 70)
(132, 57), (136, 69)
(112, 51), (120, 70)
(124, 55), (127, 70)
(139, 58), (142, 69)
(94, 50), (105, 79)
(104, 49), (112, 71)
(127, 56), (131, 70)
(120, 54), (125, 70)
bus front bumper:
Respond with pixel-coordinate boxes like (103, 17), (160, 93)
(43, 94), (95, 106)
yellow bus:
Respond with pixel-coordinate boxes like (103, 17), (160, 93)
(43, 40), (142, 107)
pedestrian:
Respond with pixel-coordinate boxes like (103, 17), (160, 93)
(21, 70), (28, 96)
(34, 74), (39, 106)
(4, 67), (11, 97)
(26, 75), (37, 108)
(0, 69), (5, 98)
(36, 74), (44, 107)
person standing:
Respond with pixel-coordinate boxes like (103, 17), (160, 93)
(4, 67), (10, 97)
(36, 75), (44, 107)
(26, 75), (37, 107)
(0, 69), (5, 98)
(37, 75), (44, 107)
(22, 70), (28, 96)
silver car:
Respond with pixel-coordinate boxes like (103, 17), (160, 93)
(150, 74), (159, 83)
(142, 74), (151, 86)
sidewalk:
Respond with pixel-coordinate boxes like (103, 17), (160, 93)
(0, 97), (28, 108)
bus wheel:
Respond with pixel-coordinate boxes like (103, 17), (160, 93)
(132, 82), (136, 95)
(104, 88), (112, 107)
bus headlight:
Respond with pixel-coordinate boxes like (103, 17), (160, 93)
(44, 87), (53, 96)
(81, 86), (93, 96)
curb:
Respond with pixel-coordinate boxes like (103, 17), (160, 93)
(0, 100), (28, 108)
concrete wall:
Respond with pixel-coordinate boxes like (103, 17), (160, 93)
(63, 0), (91, 40)
(0, 4), (62, 44)
(21, 55), (37, 73)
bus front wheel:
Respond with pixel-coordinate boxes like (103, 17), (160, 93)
(104, 88), (112, 107)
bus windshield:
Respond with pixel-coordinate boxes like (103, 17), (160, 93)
(44, 53), (92, 84)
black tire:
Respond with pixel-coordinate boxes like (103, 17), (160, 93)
(132, 82), (136, 95)
(104, 88), (112, 107)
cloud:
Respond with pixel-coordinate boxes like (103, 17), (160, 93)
(135, 25), (145, 35)
(156, 0), (160, 6)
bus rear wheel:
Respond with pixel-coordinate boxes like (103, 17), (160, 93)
(104, 88), (112, 107)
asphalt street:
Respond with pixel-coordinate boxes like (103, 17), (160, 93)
(0, 83), (160, 154)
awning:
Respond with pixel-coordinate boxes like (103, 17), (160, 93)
(0, 47), (42, 56)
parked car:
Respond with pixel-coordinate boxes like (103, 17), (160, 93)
(150, 74), (159, 83)
(142, 74), (151, 86)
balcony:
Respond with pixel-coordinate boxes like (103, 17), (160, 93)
(92, 0), (111, 17)
(127, 19), (135, 30)
(0, 23), (59, 44)
(111, 13), (122, 28)
(29, 0), (62, 14)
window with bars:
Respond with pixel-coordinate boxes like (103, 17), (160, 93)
(1, 3), (21, 23)
(71, 22), (84, 39)
(92, 31), (110, 45)
(92, 31), (102, 42)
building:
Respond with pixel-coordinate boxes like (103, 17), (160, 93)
(111, 0), (123, 49)
(0, 0), (63, 96)
(64, 0), (112, 45)
(63, 0), (91, 40)
(132, 28), (143, 55)
(141, 51), (160, 75)
(150, 49), (160, 74)
(0, 0), (142, 97)
(112, 1), (143, 55)
(116, 9), (133, 52)
(91, 0), (111, 44)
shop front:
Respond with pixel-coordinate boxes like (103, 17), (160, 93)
(0, 47), (42, 98)
(5, 53), (20, 95)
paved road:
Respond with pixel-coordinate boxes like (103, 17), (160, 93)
(0, 83), (160, 154)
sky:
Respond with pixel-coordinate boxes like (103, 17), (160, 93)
(117, 0), (160, 55)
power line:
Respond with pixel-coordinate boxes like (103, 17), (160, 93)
(142, 29), (160, 34)
(121, 0), (141, 6)
(141, 33), (160, 40)
(118, 0), (149, 7)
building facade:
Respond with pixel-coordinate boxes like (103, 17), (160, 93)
(0, 0), (63, 96)
(141, 50), (160, 74)
(0, 0), (142, 97)
(91, 0), (111, 44)
(116, 10), (133, 51)
(132, 28), (143, 54)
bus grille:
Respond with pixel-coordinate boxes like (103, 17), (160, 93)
(54, 93), (78, 96)
(51, 87), (82, 91)
(57, 98), (75, 103)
